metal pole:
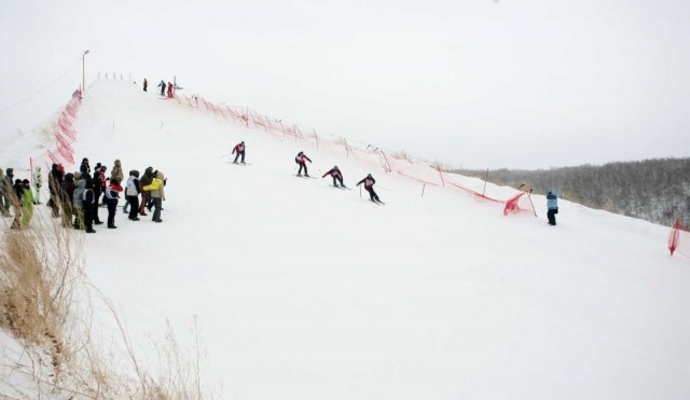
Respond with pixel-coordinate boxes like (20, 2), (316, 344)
(82, 50), (90, 92)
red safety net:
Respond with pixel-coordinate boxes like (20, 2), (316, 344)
(668, 219), (690, 257)
(503, 192), (537, 217)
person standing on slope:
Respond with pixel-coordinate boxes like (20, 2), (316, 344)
(546, 190), (559, 226)
(357, 173), (382, 203)
(125, 170), (141, 221)
(295, 151), (312, 177)
(232, 141), (246, 164)
(82, 180), (97, 233)
(142, 171), (165, 223)
(111, 159), (124, 184)
(167, 82), (174, 98)
(143, 78), (148, 92)
(322, 166), (345, 188)
(158, 80), (166, 96)
(104, 178), (124, 229)
(20, 179), (34, 228)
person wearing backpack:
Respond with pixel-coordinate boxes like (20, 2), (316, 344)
(356, 173), (382, 203)
(294, 151), (312, 177)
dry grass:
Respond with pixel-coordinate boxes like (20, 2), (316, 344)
(0, 210), (217, 399)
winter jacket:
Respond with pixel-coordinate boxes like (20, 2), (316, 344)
(22, 187), (34, 209)
(80, 161), (91, 180)
(233, 142), (245, 153)
(73, 179), (86, 209)
(139, 167), (155, 191)
(322, 168), (343, 179)
(82, 188), (95, 208)
(295, 153), (311, 164)
(546, 191), (558, 210)
(125, 176), (141, 196)
(111, 160), (124, 183)
(143, 172), (166, 199)
(104, 182), (124, 201)
(61, 174), (76, 205)
(357, 176), (376, 190)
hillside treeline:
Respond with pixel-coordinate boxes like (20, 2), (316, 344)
(451, 158), (690, 226)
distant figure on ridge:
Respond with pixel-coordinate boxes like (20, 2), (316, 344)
(232, 141), (246, 164)
(166, 82), (174, 98)
(357, 173), (382, 204)
(295, 151), (312, 177)
(143, 78), (148, 92)
(322, 166), (345, 188)
(158, 80), (166, 96)
(546, 190), (558, 226)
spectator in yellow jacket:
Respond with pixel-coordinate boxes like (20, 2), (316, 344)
(21, 179), (34, 228)
(142, 171), (165, 223)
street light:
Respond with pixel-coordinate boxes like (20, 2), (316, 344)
(82, 50), (90, 92)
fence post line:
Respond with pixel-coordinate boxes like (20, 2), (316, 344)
(345, 139), (349, 157)
(436, 165), (445, 187)
(314, 129), (318, 149)
(421, 183), (425, 198)
(482, 168), (489, 196)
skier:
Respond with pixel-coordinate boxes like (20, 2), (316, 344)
(295, 151), (312, 177)
(546, 190), (559, 226)
(166, 82), (174, 98)
(232, 141), (246, 164)
(322, 166), (345, 188)
(356, 173), (382, 203)
(158, 80), (166, 96)
(104, 178), (124, 229)
(143, 78), (148, 92)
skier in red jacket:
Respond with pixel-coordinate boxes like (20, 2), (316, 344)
(294, 151), (312, 177)
(232, 141), (246, 164)
(166, 82), (174, 98)
(357, 173), (382, 203)
(322, 166), (344, 188)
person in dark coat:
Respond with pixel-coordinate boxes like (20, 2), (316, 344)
(138, 167), (154, 216)
(232, 141), (246, 164)
(143, 78), (148, 92)
(60, 173), (76, 228)
(82, 179), (97, 233)
(357, 173), (382, 203)
(48, 163), (64, 218)
(546, 190), (559, 226)
(158, 80), (166, 96)
(322, 166), (345, 188)
(294, 151), (312, 177)
(80, 158), (92, 181)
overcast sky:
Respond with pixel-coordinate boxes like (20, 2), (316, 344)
(1, 0), (689, 169)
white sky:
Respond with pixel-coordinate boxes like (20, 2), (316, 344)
(1, 0), (689, 169)
(2, 81), (690, 399)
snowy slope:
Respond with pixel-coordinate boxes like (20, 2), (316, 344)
(2, 80), (690, 400)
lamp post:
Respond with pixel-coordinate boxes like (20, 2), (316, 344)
(82, 50), (90, 92)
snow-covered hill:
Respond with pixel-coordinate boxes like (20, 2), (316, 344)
(2, 80), (690, 400)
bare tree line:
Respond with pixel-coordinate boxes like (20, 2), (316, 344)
(451, 158), (690, 226)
